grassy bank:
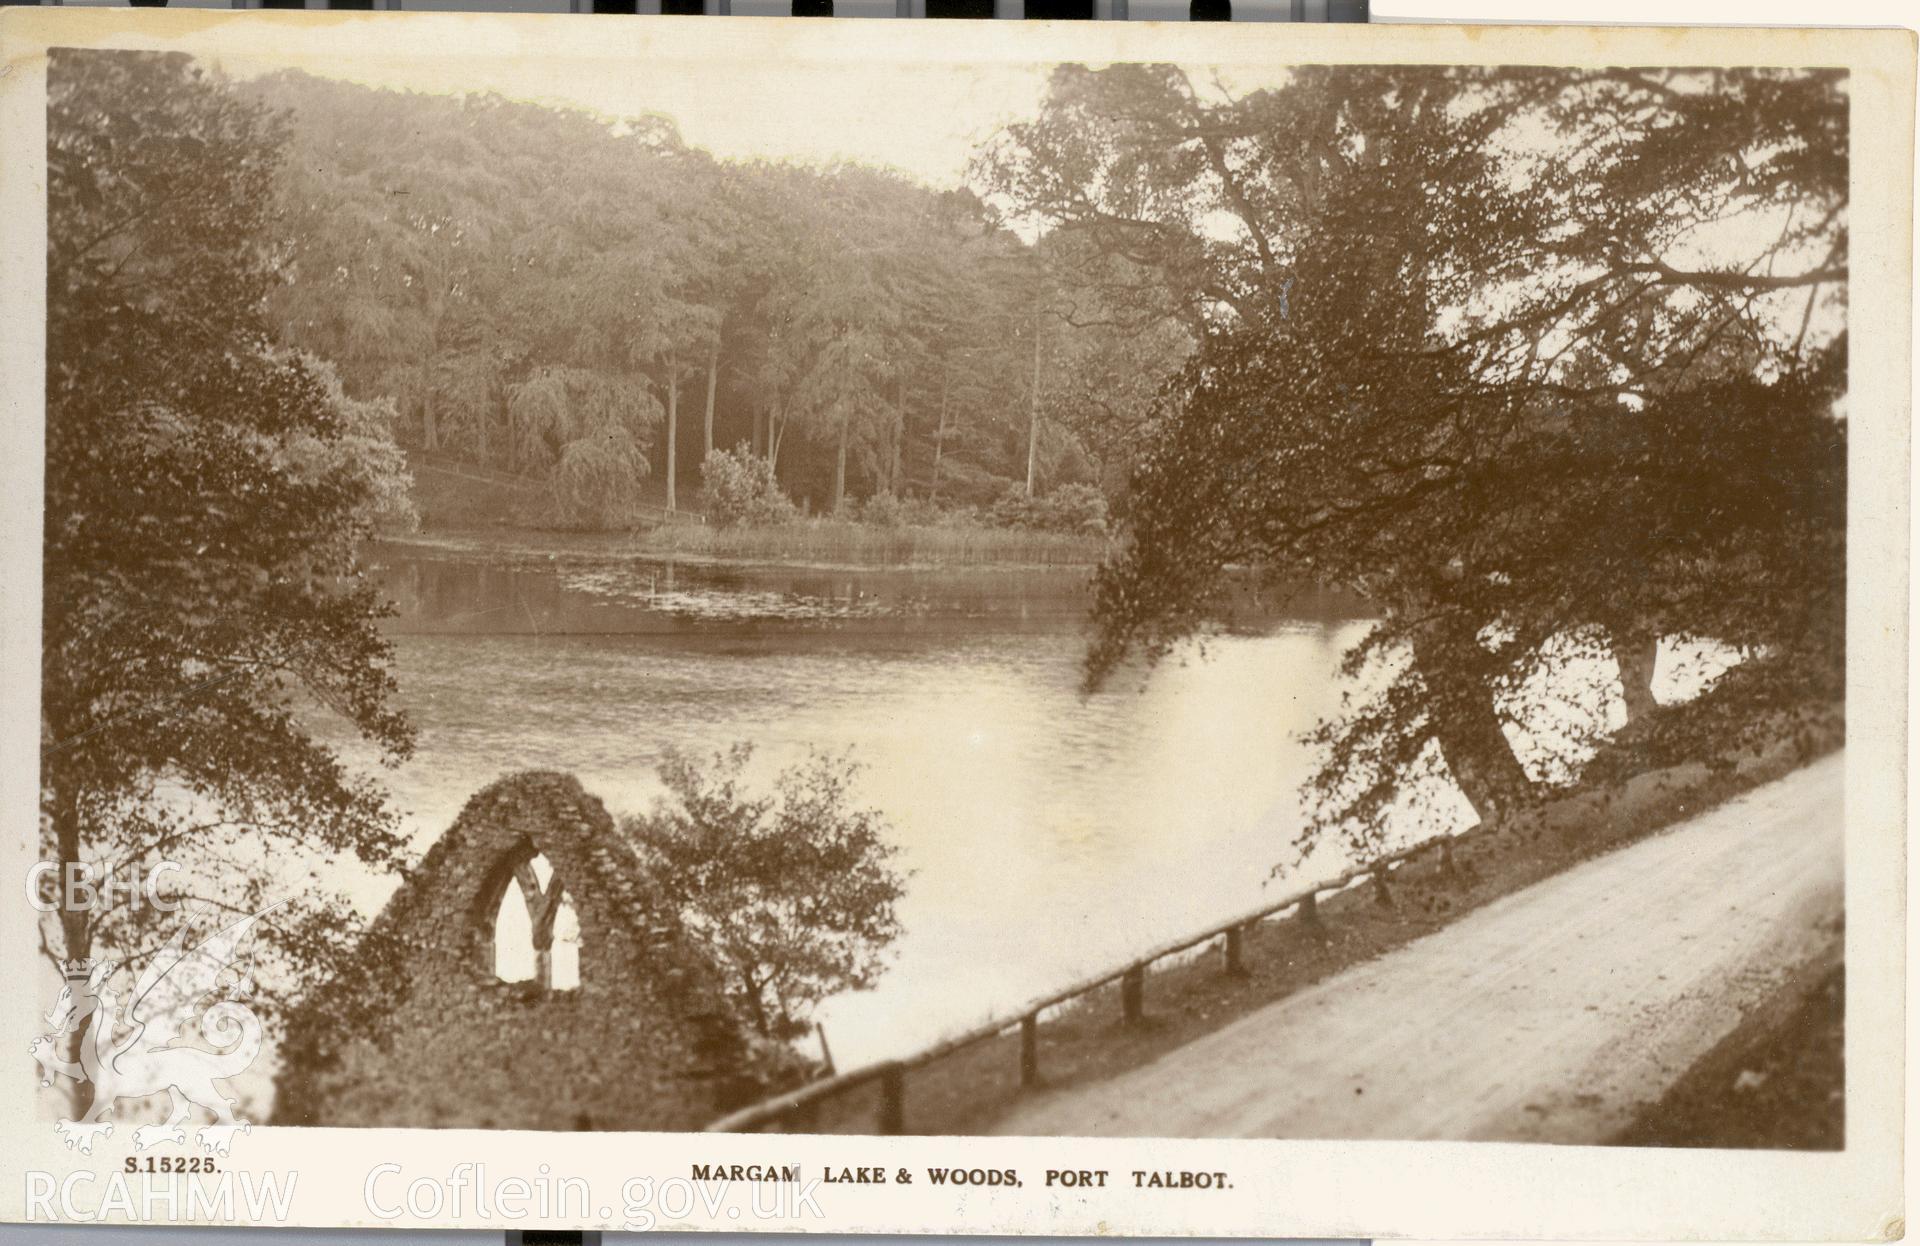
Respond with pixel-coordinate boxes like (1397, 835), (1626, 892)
(405, 456), (1111, 568)
(1614, 955), (1844, 1150)
(408, 455), (539, 528)
(780, 698), (1844, 1137)
(633, 518), (1110, 568)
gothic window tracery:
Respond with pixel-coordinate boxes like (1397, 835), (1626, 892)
(488, 848), (581, 990)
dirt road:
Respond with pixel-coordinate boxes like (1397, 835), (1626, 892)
(992, 753), (1845, 1142)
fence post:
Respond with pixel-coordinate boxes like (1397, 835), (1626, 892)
(816, 1021), (837, 1077)
(1299, 891), (1321, 930)
(1224, 925), (1246, 976)
(878, 1064), (905, 1135)
(1121, 965), (1146, 1025)
(1020, 1014), (1039, 1086)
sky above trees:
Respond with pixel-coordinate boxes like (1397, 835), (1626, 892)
(89, 24), (1293, 190)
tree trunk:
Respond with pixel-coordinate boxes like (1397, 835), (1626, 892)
(833, 414), (849, 514)
(890, 378), (905, 495)
(1026, 323), (1042, 498)
(665, 366), (679, 513)
(752, 406), (766, 459)
(702, 345), (718, 465)
(505, 389), (520, 474)
(1614, 627), (1661, 722)
(1431, 696), (1535, 826)
(1411, 625), (1536, 826)
(50, 784), (92, 1118)
(742, 974), (770, 1037)
(930, 378), (950, 503)
(51, 786), (89, 969)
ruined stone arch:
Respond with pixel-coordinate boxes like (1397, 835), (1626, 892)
(276, 770), (766, 1131)
(433, 773), (637, 992)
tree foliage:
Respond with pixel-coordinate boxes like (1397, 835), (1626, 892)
(43, 50), (417, 1051)
(625, 746), (909, 1039)
(251, 71), (1179, 524)
(701, 445), (799, 529)
(1047, 65), (1848, 852)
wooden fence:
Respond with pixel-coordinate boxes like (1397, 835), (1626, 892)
(704, 828), (1462, 1133)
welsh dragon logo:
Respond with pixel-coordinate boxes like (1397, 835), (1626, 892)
(30, 901), (283, 1157)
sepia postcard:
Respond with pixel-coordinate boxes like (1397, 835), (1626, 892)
(0, 8), (1910, 1238)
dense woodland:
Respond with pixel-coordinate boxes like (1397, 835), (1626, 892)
(251, 69), (1185, 526)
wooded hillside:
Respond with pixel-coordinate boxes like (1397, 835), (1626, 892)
(250, 70), (1188, 527)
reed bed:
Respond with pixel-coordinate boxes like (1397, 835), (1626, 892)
(635, 519), (1111, 567)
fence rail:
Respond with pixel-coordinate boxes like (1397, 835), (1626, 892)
(705, 828), (1459, 1133)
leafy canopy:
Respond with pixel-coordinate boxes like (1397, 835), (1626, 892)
(625, 745), (909, 1040)
(43, 50), (416, 1026)
(1036, 65), (1849, 852)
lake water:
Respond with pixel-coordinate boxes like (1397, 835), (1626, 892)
(340, 534), (1385, 1069)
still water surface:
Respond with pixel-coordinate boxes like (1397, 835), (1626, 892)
(349, 535), (1382, 1067)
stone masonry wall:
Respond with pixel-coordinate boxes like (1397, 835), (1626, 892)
(274, 771), (751, 1130)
